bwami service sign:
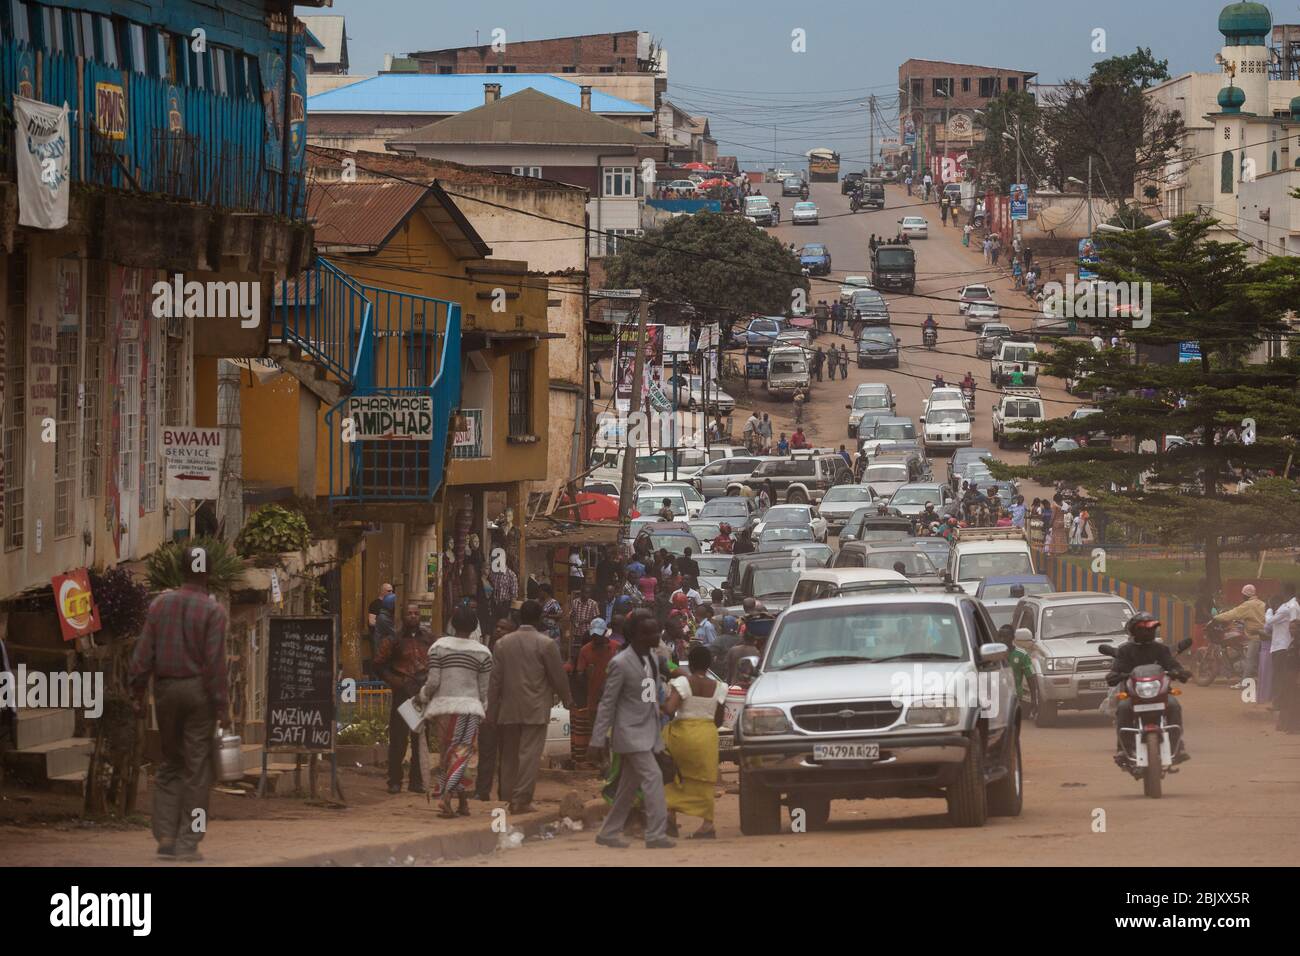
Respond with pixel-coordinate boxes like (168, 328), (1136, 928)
(162, 427), (224, 499)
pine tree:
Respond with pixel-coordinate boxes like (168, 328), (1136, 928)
(1000, 214), (1300, 592)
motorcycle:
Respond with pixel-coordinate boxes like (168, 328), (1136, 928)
(922, 326), (937, 349)
(1193, 620), (1248, 686)
(961, 384), (975, 411)
(849, 193), (862, 213)
(1099, 637), (1193, 798)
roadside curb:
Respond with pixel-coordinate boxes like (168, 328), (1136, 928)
(277, 808), (565, 866)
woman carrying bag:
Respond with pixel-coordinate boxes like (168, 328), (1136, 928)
(660, 645), (728, 839)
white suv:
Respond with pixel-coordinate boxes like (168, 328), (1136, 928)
(736, 592), (1022, 833)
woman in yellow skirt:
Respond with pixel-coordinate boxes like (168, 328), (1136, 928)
(661, 645), (729, 839)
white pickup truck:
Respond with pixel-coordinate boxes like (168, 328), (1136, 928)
(947, 527), (1036, 596)
(991, 387), (1045, 449)
(990, 341), (1040, 387)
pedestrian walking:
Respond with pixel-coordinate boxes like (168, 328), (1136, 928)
(573, 617), (619, 763)
(839, 344), (850, 379)
(414, 604), (493, 817)
(951, 203), (961, 227)
(962, 223), (972, 247)
(759, 413), (773, 448)
(473, 616), (515, 800)
(982, 236), (992, 263)
(905, 175), (913, 196)
(589, 609), (676, 849)
(940, 199), (949, 225)
(566, 585), (601, 662)
(662, 644), (728, 839)
(489, 601), (572, 813)
(129, 546), (229, 861)
(487, 561), (519, 624)
(812, 345), (824, 381)
(374, 603), (435, 794)
(1267, 585), (1300, 733)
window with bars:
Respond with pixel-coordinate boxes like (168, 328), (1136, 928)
(54, 322), (79, 537)
(4, 249), (28, 551)
(508, 350), (532, 437)
(141, 322), (160, 513)
(119, 340), (139, 497)
(164, 332), (186, 429)
(83, 261), (107, 495)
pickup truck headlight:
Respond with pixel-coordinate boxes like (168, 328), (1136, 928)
(905, 705), (961, 727)
(741, 706), (791, 736)
(1045, 657), (1076, 673)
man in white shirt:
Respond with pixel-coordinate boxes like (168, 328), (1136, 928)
(1267, 584), (1299, 733)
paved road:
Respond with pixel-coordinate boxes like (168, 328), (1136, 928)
(455, 181), (1300, 867)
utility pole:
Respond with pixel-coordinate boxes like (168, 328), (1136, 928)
(617, 298), (648, 544)
(1086, 153), (1094, 237)
(867, 94), (877, 172)
(1014, 120), (1022, 243)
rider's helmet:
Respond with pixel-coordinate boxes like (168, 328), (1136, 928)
(1127, 613), (1161, 644)
(718, 522), (732, 535)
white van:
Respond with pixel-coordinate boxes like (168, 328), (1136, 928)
(947, 527), (1035, 595)
(766, 346), (810, 398)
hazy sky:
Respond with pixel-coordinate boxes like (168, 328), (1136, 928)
(311, 0), (1257, 165)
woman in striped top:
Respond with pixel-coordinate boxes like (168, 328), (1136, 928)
(414, 605), (494, 818)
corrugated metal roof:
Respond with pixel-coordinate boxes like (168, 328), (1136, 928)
(306, 72), (652, 115)
(307, 180), (431, 249)
(390, 88), (652, 147)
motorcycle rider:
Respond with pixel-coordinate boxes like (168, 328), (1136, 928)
(1210, 584), (1267, 689)
(961, 370), (976, 397)
(1107, 613), (1192, 763)
(915, 502), (940, 534)
(711, 522), (735, 555)
(800, 182), (810, 201)
(932, 371), (945, 389)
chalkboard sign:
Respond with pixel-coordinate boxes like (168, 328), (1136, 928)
(265, 617), (336, 753)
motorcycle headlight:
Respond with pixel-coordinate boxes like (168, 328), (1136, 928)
(741, 706), (791, 736)
(1134, 679), (1161, 699)
(905, 705), (961, 727)
(1046, 657), (1076, 673)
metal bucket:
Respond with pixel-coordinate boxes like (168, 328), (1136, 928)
(212, 728), (244, 783)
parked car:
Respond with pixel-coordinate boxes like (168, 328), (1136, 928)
(898, 215), (929, 239)
(817, 484), (878, 533)
(732, 316), (785, 349)
(856, 327), (900, 368)
(958, 284), (995, 314)
(792, 202), (819, 225)
(666, 373), (735, 413)
(665, 179), (700, 193)
(975, 574), (1055, 631)
(1010, 592), (1136, 726)
(744, 455), (853, 505)
(964, 301), (1001, 331)
(789, 568), (916, 605)
(782, 176), (805, 196)
(692, 455), (774, 499)
(888, 482), (958, 519)
(976, 323), (1013, 359)
(753, 502), (828, 542)
(799, 243), (832, 275)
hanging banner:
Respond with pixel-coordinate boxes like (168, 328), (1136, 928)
(259, 26), (307, 173)
(52, 569), (102, 642)
(614, 322), (663, 413)
(14, 94), (71, 230)
(1010, 184), (1030, 221)
(662, 325), (691, 355)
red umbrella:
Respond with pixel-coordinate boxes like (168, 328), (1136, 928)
(681, 162), (711, 171)
(576, 492), (621, 522)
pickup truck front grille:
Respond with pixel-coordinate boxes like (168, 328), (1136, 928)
(1075, 657), (1111, 672)
(791, 700), (902, 732)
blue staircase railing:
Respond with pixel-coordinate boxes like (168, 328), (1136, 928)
(274, 259), (372, 385)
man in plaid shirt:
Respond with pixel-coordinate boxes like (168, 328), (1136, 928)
(566, 585), (601, 661)
(488, 564), (519, 622)
(129, 547), (228, 861)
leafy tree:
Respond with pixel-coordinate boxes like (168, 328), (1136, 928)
(1042, 48), (1186, 198)
(602, 212), (807, 333)
(970, 91), (1045, 192)
(999, 215), (1300, 592)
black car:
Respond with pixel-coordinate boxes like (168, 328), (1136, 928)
(841, 171), (864, 195)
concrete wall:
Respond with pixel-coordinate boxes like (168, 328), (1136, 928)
(1237, 167), (1300, 259)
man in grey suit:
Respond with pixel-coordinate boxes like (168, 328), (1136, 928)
(488, 600), (572, 814)
(588, 609), (675, 849)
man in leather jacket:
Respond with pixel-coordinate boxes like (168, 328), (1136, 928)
(1107, 613), (1191, 761)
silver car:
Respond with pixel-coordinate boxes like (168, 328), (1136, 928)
(692, 455), (774, 499)
(817, 484), (878, 533)
(1009, 592), (1136, 727)
(735, 592), (1021, 833)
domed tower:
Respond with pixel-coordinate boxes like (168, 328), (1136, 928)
(1217, 2), (1272, 113)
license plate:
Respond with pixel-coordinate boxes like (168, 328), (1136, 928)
(718, 734), (734, 751)
(1087, 680), (1109, 690)
(813, 742), (880, 761)
(1133, 702), (1166, 713)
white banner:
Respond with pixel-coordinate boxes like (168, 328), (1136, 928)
(348, 394), (434, 440)
(14, 95), (71, 230)
(162, 427), (225, 500)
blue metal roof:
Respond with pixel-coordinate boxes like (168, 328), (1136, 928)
(307, 73), (652, 115)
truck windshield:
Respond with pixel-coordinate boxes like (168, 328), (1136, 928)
(876, 249), (914, 268)
(768, 603), (966, 669)
(957, 552), (1033, 580)
(771, 360), (806, 375)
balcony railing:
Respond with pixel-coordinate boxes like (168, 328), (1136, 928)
(0, 39), (306, 218)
